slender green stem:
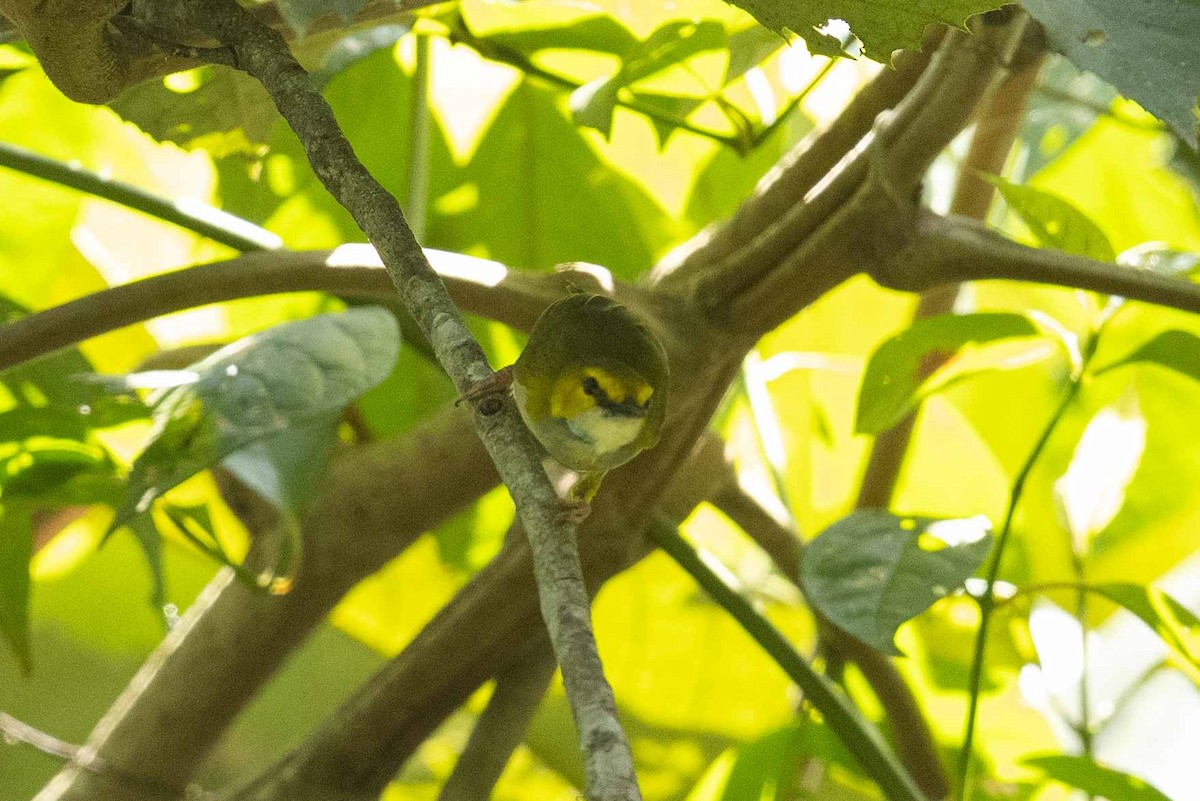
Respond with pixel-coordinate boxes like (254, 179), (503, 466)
(649, 520), (926, 801)
(1074, 555), (1095, 767)
(751, 58), (836, 147)
(406, 34), (431, 242)
(957, 335), (1099, 800)
(0, 142), (281, 252)
(447, 25), (745, 149)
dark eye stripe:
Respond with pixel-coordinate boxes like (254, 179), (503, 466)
(582, 376), (601, 396)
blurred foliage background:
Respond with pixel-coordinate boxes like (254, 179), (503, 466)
(2, 1), (1199, 800)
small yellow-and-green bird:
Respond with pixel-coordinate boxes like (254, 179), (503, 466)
(501, 292), (670, 510)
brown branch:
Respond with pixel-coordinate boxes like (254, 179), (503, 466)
(876, 212), (1200, 314)
(437, 636), (557, 801)
(0, 248), (564, 372)
(692, 16), (1031, 336)
(34, 407), (497, 801)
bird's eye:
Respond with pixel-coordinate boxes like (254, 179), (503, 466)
(582, 376), (601, 396)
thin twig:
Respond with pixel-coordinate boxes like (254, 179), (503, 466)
(0, 713), (83, 761)
(0, 142), (281, 252)
(957, 333), (1093, 800)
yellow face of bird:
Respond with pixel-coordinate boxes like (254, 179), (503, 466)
(548, 366), (654, 422)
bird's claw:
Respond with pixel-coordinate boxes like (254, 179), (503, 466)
(457, 365), (514, 413)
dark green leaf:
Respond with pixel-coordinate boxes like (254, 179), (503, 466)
(1089, 582), (1200, 683)
(800, 510), (993, 655)
(112, 307), (400, 533)
(460, 2), (638, 56)
(109, 66), (278, 156)
(0, 505), (32, 673)
(0, 407), (89, 444)
(989, 176), (1116, 262)
(1098, 330), (1200, 383)
(127, 516), (166, 611)
(0, 441), (112, 501)
(276, 0), (370, 35)
(1025, 755), (1174, 801)
(1022, 0), (1200, 148)
(571, 21), (726, 136)
(0, 295), (150, 427)
(313, 24), (410, 90)
(724, 0), (1006, 59)
(855, 312), (1045, 435)
(725, 25), (786, 84)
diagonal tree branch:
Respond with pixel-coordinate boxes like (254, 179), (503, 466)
(0, 142), (283, 252)
(436, 635), (558, 801)
(161, 2), (643, 799)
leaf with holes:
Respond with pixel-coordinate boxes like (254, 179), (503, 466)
(988, 176), (1116, 262)
(110, 308), (400, 538)
(1022, 0), (1200, 148)
(1025, 755), (1173, 801)
(800, 510), (993, 654)
(724, 0), (1007, 59)
(855, 312), (1046, 434)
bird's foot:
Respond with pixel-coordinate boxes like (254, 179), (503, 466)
(555, 498), (592, 525)
(457, 365), (514, 413)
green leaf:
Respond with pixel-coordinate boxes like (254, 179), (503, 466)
(571, 20), (726, 136)
(109, 66), (278, 156)
(855, 312), (1045, 435)
(1098, 330), (1200, 383)
(0, 407), (89, 444)
(711, 719), (864, 801)
(276, 0), (370, 35)
(111, 307), (400, 534)
(1025, 755), (1174, 801)
(724, 0), (1006, 59)
(313, 24), (410, 90)
(801, 510), (993, 654)
(460, 0), (638, 56)
(127, 516), (166, 611)
(1022, 0), (1200, 148)
(1089, 582), (1200, 684)
(989, 176), (1116, 262)
(0, 441), (113, 502)
(0, 505), (33, 673)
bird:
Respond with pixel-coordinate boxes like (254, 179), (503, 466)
(470, 292), (669, 517)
